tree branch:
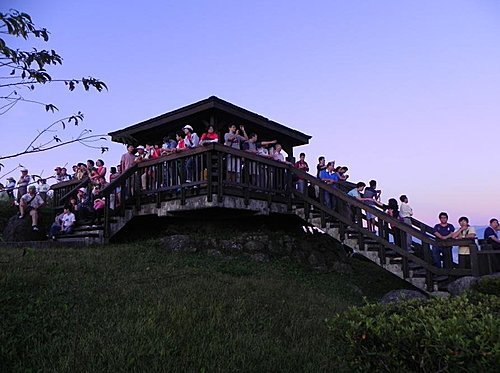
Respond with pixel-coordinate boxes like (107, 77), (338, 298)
(0, 134), (108, 161)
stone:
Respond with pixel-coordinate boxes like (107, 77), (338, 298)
(243, 240), (265, 252)
(380, 289), (428, 304)
(160, 235), (195, 252)
(447, 276), (479, 296)
(250, 253), (270, 262)
(308, 251), (326, 269)
(220, 239), (243, 252)
(3, 214), (47, 242)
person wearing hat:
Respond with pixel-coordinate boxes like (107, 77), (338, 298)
(17, 168), (30, 203)
(182, 125), (199, 183)
(19, 185), (45, 231)
(75, 187), (93, 222)
(5, 177), (16, 199)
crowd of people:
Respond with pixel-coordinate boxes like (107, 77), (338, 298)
(1, 123), (499, 259)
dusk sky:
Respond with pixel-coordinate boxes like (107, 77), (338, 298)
(1, 1), (499, 225)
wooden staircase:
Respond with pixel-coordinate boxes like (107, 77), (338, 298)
(48, 143), (490, 293)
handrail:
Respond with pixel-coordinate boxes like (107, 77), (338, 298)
(54, 177), (90, 206)
(287, 166), (483, 282)
(80, 143), (486, 283)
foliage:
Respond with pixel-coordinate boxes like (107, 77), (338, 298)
(471, 277), (500, 297)
(328, 294), (500, 372)
(0, 9), (107, 113)
(0, 199), (16, 238)
(0, 243), (410, 371)
(0, 9), (108, 169)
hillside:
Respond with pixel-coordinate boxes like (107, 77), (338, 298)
(0, 242), (414, 371)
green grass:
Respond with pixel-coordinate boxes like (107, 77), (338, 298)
(0, 243), (412, 372)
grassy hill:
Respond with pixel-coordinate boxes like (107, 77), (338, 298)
(0, 242), (414, 371)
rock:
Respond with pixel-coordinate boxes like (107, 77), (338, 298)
(220, 240), (243, 252)
(160, 235), (195, 252)
(250, 253), (270, 262)
(243, 240), (265, 252)
(447, 276), (479, 296)
(308, 251), (326, 270)
(380, 289), (428, 304)
(3, 214), (47, 242)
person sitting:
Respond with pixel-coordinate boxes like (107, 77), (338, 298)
(74, 187), (93, 222)
(19, 185), (45, 231)
(49, 205), (76, 240)
(93, 197), (105, 224)
(200, 125), (219, 145)
(451, 216), (476, 269)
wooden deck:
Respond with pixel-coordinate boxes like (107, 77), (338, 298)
(50, 143), (499, 292)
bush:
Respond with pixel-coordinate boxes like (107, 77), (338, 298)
(471, 277), (500, 297)
(328, 294), (500, 372)
(0, 200), (17, 239)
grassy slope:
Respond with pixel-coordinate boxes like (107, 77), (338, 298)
(0, 243), (413, 372)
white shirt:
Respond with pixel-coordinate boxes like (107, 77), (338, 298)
(399, 202), (413, 218)
(61, 212), (76, 228)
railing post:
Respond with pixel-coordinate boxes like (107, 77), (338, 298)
(286, 166), (293, 213)
(217, 152), (224, 202)
(207, 152), (213, 202)
(470, 241), (480, 277)
(104, 195), (110, 240)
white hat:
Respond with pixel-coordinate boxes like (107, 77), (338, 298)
(20, 168), (28, 172)
(78, 187), (87, 193)
(182, 125), (193, 132)
(136, 145), (145, 150)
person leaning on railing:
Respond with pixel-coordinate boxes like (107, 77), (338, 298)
(451, 216), (476, 269)
(432, 212), (455, 269)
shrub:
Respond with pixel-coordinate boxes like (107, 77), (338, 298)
(328, 294), (500, 372)
(0, 200), (17, 238)
(471, 277), (500, 297)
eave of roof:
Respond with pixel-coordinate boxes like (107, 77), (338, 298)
(109, 96), (311, 146)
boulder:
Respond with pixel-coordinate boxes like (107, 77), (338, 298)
(447, 276), (479, 296)
(160, 235), (196, 252)
(3, 214), (47, 242)
(243, 240), (265, 252)
(380, 289), (428, 304)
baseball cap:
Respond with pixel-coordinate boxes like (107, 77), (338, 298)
(182, 125), (193, 131)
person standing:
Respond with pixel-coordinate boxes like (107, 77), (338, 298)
(363, 180), (382, 232)
(120, 145), (136, 172)
(451, 216), (476, 269)
(182, 125), (200, 183)
(294, 152), (309, 194)
(484, 218), (500, 249)
(17, 168), (30, 203)
(319, 161), (338, 210)
(224, 124), (248, 182)
(432, 212), (455, 268)
(399, 195), (414, 252)
(5, 177), (15, 199)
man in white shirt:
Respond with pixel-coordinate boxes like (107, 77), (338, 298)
(19, 185), (45, 231)
(49, 205), (76, 240)
(398, 194), (414, 252)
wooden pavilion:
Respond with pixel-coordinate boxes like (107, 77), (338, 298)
(108, 96), (311, 161)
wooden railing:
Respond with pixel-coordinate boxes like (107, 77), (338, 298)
(50, 144), (496, 288)
(50, 177), (90, 209)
